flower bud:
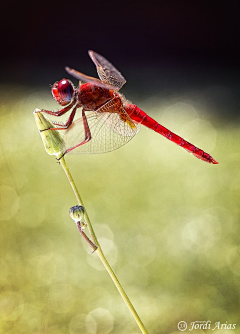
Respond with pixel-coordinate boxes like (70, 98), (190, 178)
(69, 205), (85, 222)
(33, 108), (65, 156)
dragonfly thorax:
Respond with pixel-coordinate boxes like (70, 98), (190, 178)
(78, 83), (113, 111)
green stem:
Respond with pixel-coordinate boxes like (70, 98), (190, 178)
(59, 155), (149, 334)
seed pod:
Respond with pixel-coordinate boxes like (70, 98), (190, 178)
(69, 205), (85, 222)
(33, 108), (65, 156)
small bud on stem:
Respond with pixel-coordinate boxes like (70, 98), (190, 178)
(69, 205), (98, 253)
(69, 205), (85, 222)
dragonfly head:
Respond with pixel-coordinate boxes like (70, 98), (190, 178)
(51, 79), (75, 106)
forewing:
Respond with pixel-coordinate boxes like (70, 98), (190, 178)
(64, 109), (140, 154)
(88, 50), (126, 90)
(65, 67), (119, 90)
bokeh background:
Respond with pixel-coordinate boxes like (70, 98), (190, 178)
(1, 1), (240, 333)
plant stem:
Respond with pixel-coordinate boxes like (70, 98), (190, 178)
(58, 155), (149, 334)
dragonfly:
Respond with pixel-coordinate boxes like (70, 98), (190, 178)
(41, 50), (218, 164)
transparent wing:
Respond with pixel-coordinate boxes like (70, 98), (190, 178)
(65, 66), (119, 90)
(64, 107), (140, 154)
(88, 50), (126, 90)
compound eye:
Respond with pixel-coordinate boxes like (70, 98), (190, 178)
(51, 79), (74, 106)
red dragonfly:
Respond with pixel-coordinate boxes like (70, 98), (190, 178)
(42, 50), (218, 164)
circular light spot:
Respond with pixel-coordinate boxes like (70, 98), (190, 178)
(161, 102), (199, 130)
(27, 252), (67, 286)
(87, 238), (118, 271)
(125, 234), (156, 267)
(85, 308), (114, 334)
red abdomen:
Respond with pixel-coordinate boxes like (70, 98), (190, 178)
(125, 103), (218, 164)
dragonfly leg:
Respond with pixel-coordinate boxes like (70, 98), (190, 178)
(41, 105), (79, 132)
(41, 95), (76, 117)
(50, 104), (79, 130)
(64, 109), (92, 155)
(41, 96), (77, 131)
